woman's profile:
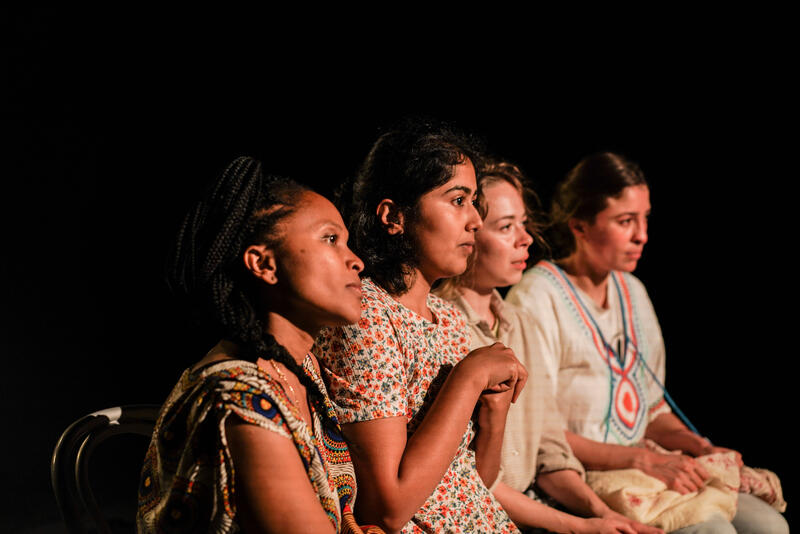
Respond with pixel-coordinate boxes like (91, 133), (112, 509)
(315, 119), (527, 533)
(136, 157), (380, 533)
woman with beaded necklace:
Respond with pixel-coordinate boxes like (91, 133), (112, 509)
(137, 157), (382, 534)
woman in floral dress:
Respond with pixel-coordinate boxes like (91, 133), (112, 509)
(315, 120), (527, 533)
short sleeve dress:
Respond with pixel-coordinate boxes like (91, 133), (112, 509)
(136, 357), (357, 533)
(314, 277), (519, 534)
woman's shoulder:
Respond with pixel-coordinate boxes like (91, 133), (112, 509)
(506, 260), (566, 309)
(614, 269), (648, 292)
(182, 360), (295, 434)
(359, 277), (403, 316)
(612, 270), (653, 305)
(428, 291), (468, 327)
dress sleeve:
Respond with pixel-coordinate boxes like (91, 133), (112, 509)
(536, 387), (586, 479)
(315, 303), (409, 424)
(219, 382), (293, 439)
(506, 273), (564, 397)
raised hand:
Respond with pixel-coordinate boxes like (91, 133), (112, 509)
(457, 342), (528, 402)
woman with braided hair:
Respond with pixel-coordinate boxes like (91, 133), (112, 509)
(136, 157), (380, 533)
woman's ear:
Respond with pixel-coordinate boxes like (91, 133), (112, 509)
(376, 199), (405, 236)
(568, 218), (586, 239)
(243, 245), (279, 285)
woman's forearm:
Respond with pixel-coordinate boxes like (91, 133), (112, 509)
(565, 430), (648, 470)
(344, 370), (487, 532)
(535, 469), (609, 518)
(645, 412), (710, 456)
(493, 481), (584, 533)
(471, 396), (510, 487)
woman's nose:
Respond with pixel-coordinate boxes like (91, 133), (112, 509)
(347, 249), (364, 273)
(633, 219), (648, 245)
(467, 203), (483, 232)
(518, 226), (534, 248)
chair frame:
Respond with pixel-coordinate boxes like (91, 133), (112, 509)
(51, 404), (160, 534)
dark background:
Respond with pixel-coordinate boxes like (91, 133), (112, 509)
(3, 8), (794, 531)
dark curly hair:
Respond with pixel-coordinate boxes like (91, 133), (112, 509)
(338, 118), (483, 295)
(547, 152), (648, 259)
(167, 156), (334, 425)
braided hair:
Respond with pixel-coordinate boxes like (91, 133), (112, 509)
(167, 156), (335, 425)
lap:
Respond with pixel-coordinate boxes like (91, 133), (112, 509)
(730, 493), (789, 534)
(669, 494), (788, 534)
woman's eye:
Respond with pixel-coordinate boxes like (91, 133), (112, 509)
(619, 218), (633, 226)
(325, 234), (338, 244)
(453, 197), (465, 206)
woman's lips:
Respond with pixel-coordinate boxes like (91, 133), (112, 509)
(346, 282), (363, 296)
(511, 255), (529, 269)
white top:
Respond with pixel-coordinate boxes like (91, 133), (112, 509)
(446, 290), (585, 493)
(505, 261), (671, 445)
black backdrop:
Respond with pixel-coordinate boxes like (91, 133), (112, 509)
(3, 8), (794, 531)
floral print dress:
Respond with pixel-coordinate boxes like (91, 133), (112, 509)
(315, 278), (519, 533)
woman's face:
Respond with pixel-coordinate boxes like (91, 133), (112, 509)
(574, 184), (650, 273)
(410, 161), (483, 282)
(471, 180), (533, 290)
(272, 191), (364, 328)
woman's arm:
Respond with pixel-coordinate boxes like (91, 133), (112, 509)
(342, 343), (526, 533)
(493, 482), (654, 534)
(645, 412), (742, 465)
(566, 430), (710, 495)
(471, 388), (513, 487)
(535, 470), (663, 534)
(226, 420), (336, 534)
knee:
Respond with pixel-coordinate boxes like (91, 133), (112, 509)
(670, 514), (737, 534)
(732, 493), (789, 534)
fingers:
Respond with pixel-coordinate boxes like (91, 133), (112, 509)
(693, 461), (710, 481)
(511, 367), (527, 403)
(668, 470), (702, 494)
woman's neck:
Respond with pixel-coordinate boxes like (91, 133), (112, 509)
(393, 268), (435, 321)
(263, 311), (316, 365)
(457, 282), (496, 327)
(194, 315), (315, 371)
(557, 253), (611, 309)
